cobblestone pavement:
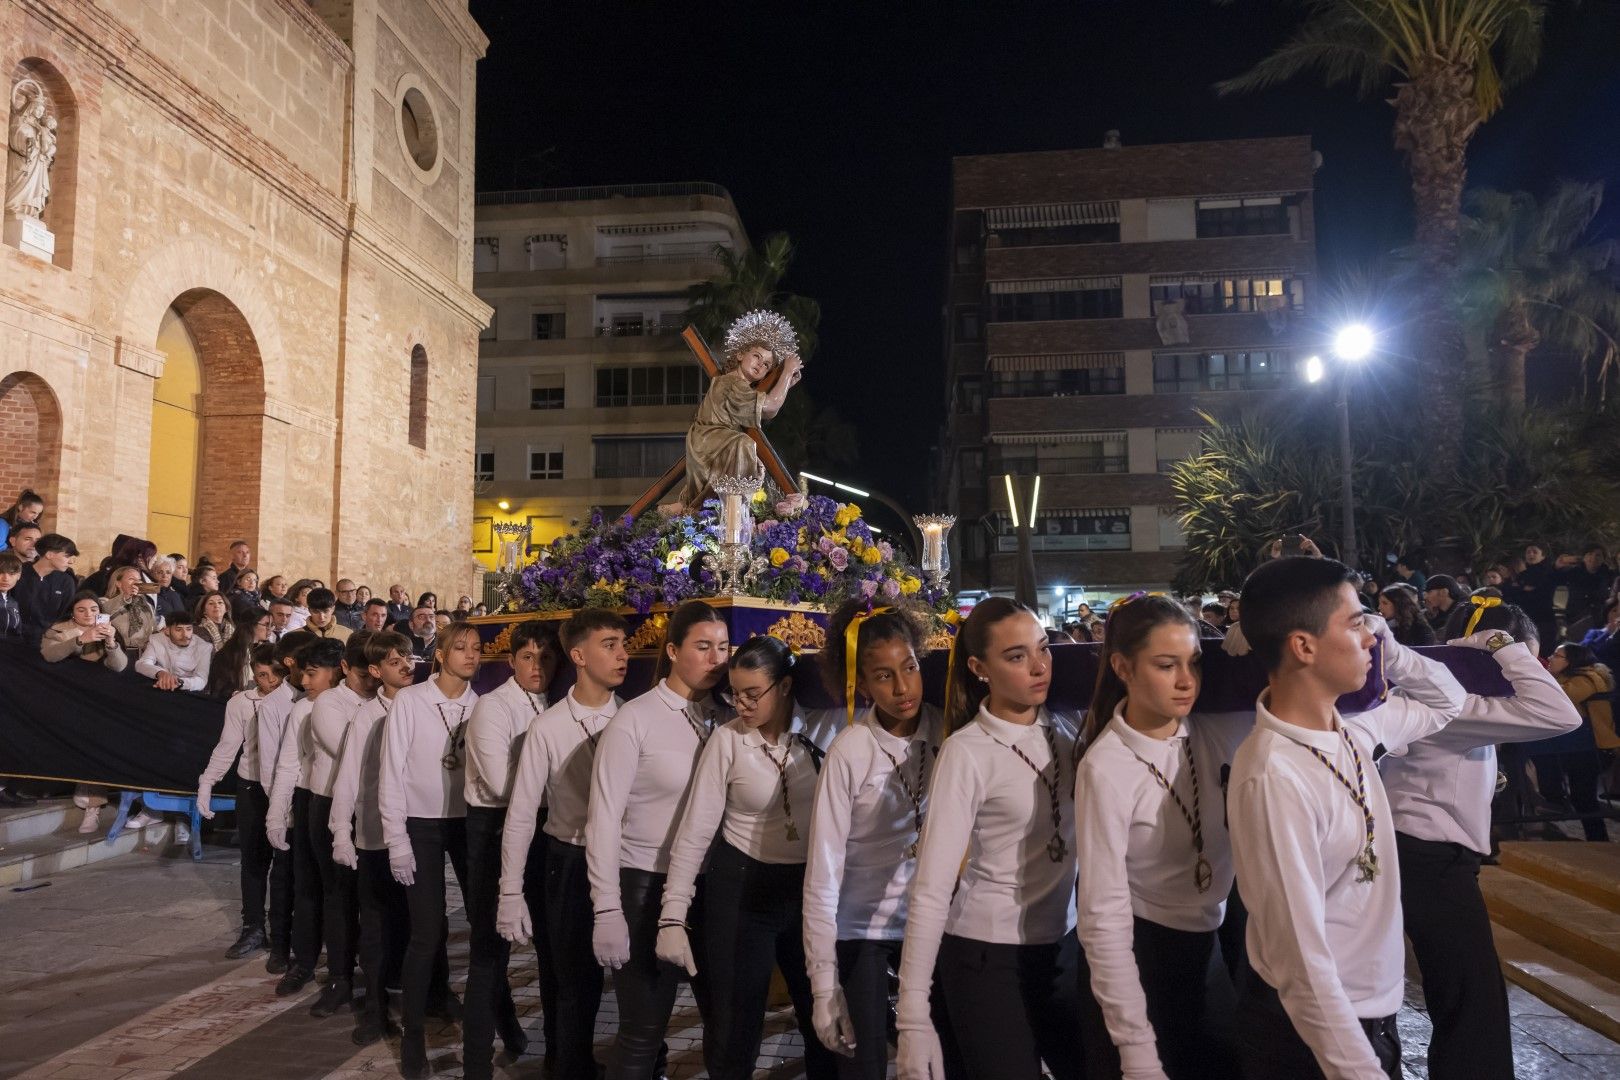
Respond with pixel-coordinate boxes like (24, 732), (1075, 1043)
(2, 842), (1617, 1079)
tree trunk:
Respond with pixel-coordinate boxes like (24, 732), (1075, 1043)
(1493, 303), (1540, 410)
(1391, 60), (1481, 468)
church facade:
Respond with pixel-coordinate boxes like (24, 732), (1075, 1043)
(0, 0), (490, 595)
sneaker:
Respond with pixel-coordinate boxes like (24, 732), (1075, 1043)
(225, 925), (266, 959)
(309, 979), (353, 1018)
(275, 965), (316, 996)
(77, 806), (102, 834)
(265, 950), (290, 975)
(125, 809), (162, 831)
(175, 822), (191, 844)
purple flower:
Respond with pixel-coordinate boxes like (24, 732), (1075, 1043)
(817, 535), (836, 555)
(878, 541), (894, 561)
(828, 547), (850, 571)
(860, 579), (879, 599)
(881, 578), (902, 599)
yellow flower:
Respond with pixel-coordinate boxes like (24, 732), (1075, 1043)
(861, 546), (882, 565)
(769, 547), (789, 567)
(751, 488), (768, 504)
(835, 504), (862, 528)
(899, 575), (921, 595)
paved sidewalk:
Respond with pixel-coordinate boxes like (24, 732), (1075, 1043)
(2, 841), (1617, 1079)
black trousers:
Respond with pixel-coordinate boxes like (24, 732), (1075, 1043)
(1397, 832), (1514, 1080)
(545, 835), (604, 1080)
(1234, 969), (1400, 1080)
(402, 816), (469, 1036)
(464, 806), (521, 1078)
(309, 794), (358, 983)
(1536, 752), (1608, 841)
(607, 866), (714, 1080)
(289, 787), (324, 970)
(834, 938), (965, 1080)
(525, 808), (559, 1057)
(937, 930), (1086, 1080)
(1074, 919), (1238, 1080)
(701, 841), (836, 1080)
(356, 847), (410, 1026)
(236, 779), (292, 947)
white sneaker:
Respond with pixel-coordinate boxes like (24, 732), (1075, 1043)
(78, 806), (102, 834)
(175, 822), (191, 844)
(125, 809), (161, 831)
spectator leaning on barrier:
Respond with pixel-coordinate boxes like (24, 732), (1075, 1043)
(136, 610), (215, 692)
(18, 532), (78, 645)
(40, 591), (127, 834)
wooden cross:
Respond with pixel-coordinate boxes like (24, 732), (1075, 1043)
(625, 326), (798, 520)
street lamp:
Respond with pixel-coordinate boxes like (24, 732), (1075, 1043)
(1004, 474), (1042, 609)
(1328, 323), (1375, 569)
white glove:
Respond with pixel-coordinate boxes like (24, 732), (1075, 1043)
(497, 892), (532, 944)
(266, 824), (289, 851)
(389, 845), (416, 887)
(897, 1028), (946, 1080)
(812, 988), (857, 1057)
(1449, 628), (1514, 652)
(1119, 1040), (1171, 1080)
(332, 836), (358, 870)
(655, 923), (698, 977)
(1363, 612), (1391, 642)
(196, 784), (214, 820)
(592, 909), (631, 970)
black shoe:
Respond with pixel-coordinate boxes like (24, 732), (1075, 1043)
(351, 1010), (396, 1046)
(225, 926), (266, 959)
(275, 964), (316, 996)
(425, 988), (463, 1023)
(400, 1030), (429, 1079)
(265, 950), (290, 975)
(498, 1012), (528, 1058)
(0, 789), (36, 807)
(309, 979), (353, 1018)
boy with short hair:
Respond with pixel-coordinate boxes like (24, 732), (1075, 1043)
(305, 587), (353, 641)
(499, 609), (629, 1080)
(135, 611), (214, 691)
(198, 643), (296, 961)
(17, 532), (78, 644)
(1228, 556), (1465, 1079)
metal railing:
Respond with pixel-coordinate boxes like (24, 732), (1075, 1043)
(476, 182), (732, 207)
(598, 252), (727, 266)
(994, 456), (1129, 476)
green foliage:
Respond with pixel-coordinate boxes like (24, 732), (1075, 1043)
(1170, 397), (1620, 590)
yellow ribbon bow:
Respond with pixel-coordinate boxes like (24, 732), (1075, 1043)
(844, 606), (896, 725)
(1463, 595), (1502, 637)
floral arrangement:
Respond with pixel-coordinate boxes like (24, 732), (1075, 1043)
(502, 493), (948, 614)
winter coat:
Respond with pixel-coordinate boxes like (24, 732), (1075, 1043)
(1561, 664), (1617, 751)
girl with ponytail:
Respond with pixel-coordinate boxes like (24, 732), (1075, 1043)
(1071, 595), (1251, 1079)
(897, 597), (1086, 1080)
(803, 602), (960, 1080)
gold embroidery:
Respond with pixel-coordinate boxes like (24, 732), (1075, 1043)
(482, 623), (517, 657)
(625, 613), (670, 653)
(758, 612), (826, 652)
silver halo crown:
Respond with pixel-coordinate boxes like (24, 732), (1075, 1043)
(722, 309), (799, 370)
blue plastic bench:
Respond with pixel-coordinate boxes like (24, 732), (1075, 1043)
(106, 790), (236, 861)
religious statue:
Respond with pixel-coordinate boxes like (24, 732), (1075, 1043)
(6, 79), (55, 221)
(673, 309), (804, 510)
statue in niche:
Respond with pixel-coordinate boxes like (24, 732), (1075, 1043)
(6, 79), (55, 221)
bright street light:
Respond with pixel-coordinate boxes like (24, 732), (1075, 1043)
(1304, 355), (1324, 383)
(1334, 324), (1375, 361)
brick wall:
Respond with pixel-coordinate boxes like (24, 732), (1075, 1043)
(0, 372), (61, 521)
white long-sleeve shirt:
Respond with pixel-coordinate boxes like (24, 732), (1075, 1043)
(1073, 705), (1253, 1075)
(1382, 641), (1580, 853)
(661, 713), (822, 923)
(499, 688), (619, 896)
(1229, 643), (1462, 1080)
(253, 681), (299, 794)
(896, 706), (1081, 1033)
(378, 678), (478, 856)
(267, 697), (318, 831)
(135, 634), (214, 692)
(331, 693), (392, 851)
(465, 676), (546, 809)
(803, 705), (946, 996)
(585, 680), (727, 914)
(199, 687), (265, 786)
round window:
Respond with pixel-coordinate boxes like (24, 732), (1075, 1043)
(398, 83), (439, 175)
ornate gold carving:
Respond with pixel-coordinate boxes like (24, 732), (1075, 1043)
(482, 623), (518, 657)
(625, 613), (670, 653)
(924, 627), (955, 653)
(758, 612), (826, 652)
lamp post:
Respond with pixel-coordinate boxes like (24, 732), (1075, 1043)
(1317, 324), (1374, 570)
(1003, 473), (1042, 609)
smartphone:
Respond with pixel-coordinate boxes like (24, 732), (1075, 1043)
(1280, 533), (1307, 557)
(95, 614), (111, 625)
(136, 582), (160, 594)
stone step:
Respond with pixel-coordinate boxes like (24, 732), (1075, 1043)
(0, 816), (177, 887)
(1481, 865), (1620, 984)
(1492, 921), (1620, 1047)
(1497, 840), (1620, 916)
(0, 798), (74, 847)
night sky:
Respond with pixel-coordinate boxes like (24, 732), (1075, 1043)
(467, 1), (1620, 510)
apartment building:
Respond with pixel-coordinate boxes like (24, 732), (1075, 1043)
(470, 182), (747, 567)
(938, 135), (1319, 614)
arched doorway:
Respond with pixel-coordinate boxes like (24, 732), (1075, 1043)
(146, 290), (265, 561)
(0, 371), (62, 520)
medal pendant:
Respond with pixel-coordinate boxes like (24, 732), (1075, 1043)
(1194, 855), (1213, 894)
(786, 823), (800, 842)
(441, 752), (460, 771)
(1355, 844), (1379, 884)
(1046, 834), (1067, 863)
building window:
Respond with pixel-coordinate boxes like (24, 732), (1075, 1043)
(593, 436), (685, 479)
(953, 375), (984, 415)
(473, 236), (499, 273)
(1158, 510), (1188, 549)
(532, 312), (566, 340)
(993, 222), (1121, 247)
(989, 367), (1124, 398)
(1150, 274), (1305, 315)
(1155, 428), (1204, 471)
(1195, 197), (1292, 238)
(955, 305), (982, 343)
(474, 447), (494, 482)
(1153, 349), (1294, 393)
(994, 509), (1131, 552)
(408, 344), (428, 449)
(477, 375), (495, 413)
(529, 372), (564, 410)
(595, 365), (706, 407)
(990, 286), (1122, 322)
(960, 447), (985, 487)
(526, 234), (567, 270)
(528, 448), (564, 480)
(992, 434), (1128, 476)
(953, 210), (983, 271)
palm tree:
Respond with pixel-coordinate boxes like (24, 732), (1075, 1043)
(1456, 181), (1620, 405)
(1216, 0), (1554, 461)
(683, 232), (822, 359)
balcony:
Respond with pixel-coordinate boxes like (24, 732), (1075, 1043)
(993, 456), (1127, 476)
(598, 251), (727, 270)
(476, 182), (732, 206)
(596, 316), (687, 338)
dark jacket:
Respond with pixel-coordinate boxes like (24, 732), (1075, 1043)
(334, 601), (365, 631)
(154, 585), (188, 620)
(16, 565), (76, 645)
(386, 601), (412, 625)
(1392, 617), (1436, 648)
